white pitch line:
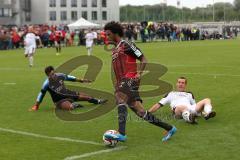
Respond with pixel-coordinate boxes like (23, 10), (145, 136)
(0, 127), (102, 146)
(168, 72), (240, 77)
(64, 146), (127, 160)
(3, 82), (16, 85)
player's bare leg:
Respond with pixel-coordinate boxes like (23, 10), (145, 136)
(195, 98), (216, 120)
(87, 47), (92, 56)
(28, 53), (34, 67)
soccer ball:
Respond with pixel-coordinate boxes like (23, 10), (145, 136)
(103, 130), (119, 147)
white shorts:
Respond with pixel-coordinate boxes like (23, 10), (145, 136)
(187, 104), (197, 114)
(86, 41), (93, 48)
(25, 46), (36, 56)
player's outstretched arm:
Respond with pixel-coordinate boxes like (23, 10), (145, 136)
(148, 103), (162, 113)
(29, 80), (48, 111)
(30, 91), (46, 111)
(64, 74), (91, 83)
(76, 78), (92, 83)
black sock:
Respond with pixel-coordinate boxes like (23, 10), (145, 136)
(88, 98), (99, 104)
(118, 104), (128, 135)
(143, 111), (173, 131)
(71, 102), (84, 109)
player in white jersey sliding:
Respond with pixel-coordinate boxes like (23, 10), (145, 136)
(24, 26), (41, 67)
(149, 77), (216, 124)
(85, 29), (96, 56)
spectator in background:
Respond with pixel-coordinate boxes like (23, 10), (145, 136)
(1, 31), (10, 50)
(79, 30), (85, 46)
(125, 26), (133, 41)
(12, 29), (21, 49)
(49, 31), (55, 47)
(65, 31), (72, 47)
(41, 30), (50, 48)
(233, 28), (238, 38)
(73, 31), (79, 46)
(0, 30), (4, 50)
(132, 25), (138, 42)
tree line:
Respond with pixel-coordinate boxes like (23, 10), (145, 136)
(120, 0), (240, 22)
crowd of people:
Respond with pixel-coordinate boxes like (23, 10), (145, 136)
(122, 22), (239, 42)
(0, 24), (101, 50)
(0, 22), (239, 50)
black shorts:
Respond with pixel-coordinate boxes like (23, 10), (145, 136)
(115, 78), (142, 105)
(55, 40), (61, 45)
(51, 90), (80, 105)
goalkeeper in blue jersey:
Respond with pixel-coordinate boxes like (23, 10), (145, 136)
(30, 66), (107, 111)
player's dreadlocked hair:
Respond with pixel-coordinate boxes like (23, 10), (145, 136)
(45, 66), (55, 76)
(104, 21), (124, 37)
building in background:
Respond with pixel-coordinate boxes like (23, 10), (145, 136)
(0, 0), (31, 25)
(0, 0), (119, 26)
(0, 0), (15, 25)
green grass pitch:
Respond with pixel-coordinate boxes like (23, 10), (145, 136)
(0, 39), (239, 160)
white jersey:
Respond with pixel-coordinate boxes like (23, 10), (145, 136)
(25, 33), (39, 48)
(85, 32), (95, 47)
(159, 91), (196, 110)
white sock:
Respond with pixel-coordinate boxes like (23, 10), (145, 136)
(204, 104), (212, 114)
(182, 111), (191, 122)
(29, 56), (33, 66)
(87, 48), (91, 56)
(90, 48), (92, 54)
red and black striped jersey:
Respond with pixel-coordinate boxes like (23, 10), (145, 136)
(111, 40), (143, 84)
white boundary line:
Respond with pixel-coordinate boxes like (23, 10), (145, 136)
(0, 127), (102, 146)
(0, 127), (127, 160)
(64, 146), (127, 160)
(168, 72), (240, 77)
(3, 82), (16, 85)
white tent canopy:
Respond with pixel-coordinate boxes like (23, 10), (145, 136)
(68, 18), (100, 30)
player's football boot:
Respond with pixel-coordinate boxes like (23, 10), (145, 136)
(71, 102), (84, 109)
(98, 99), (108, 104)
(189, 113), (198, 124)
(104, 133), (127, 142)
(204, 111), (216, 120)
(162, 126), (177, 142)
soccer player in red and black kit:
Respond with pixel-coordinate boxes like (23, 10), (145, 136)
(103, 22), (177, 142)
(54, 30), (62, 55)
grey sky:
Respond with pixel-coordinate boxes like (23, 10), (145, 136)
(120, 0), (234, 9)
